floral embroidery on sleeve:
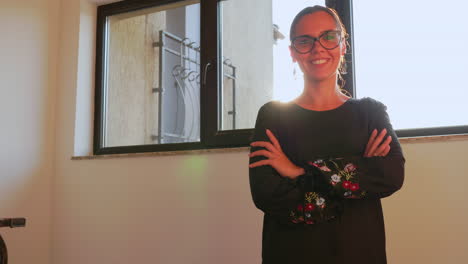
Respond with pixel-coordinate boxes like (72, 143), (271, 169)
(290, 192), (341, 225)
(289, 158), (368, 225)
(315, 158), (367, 199)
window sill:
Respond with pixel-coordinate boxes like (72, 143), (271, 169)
(71, 146), (250, 160)
(399, 134), (468, 144)
(71, 134), (468, 160)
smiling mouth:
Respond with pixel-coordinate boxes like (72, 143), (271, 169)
(311, 59), (328, 65)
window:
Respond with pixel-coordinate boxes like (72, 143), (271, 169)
(94, 0), (466, 155)
(94, 0), (343, 155)
(95, 0), (204, 154)
(352, 0), (468, 137)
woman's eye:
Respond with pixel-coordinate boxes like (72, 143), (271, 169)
(324, 34), (336, 40)
(297, 39), (312, 45)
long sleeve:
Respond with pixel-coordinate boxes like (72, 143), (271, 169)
(306, 98), (405, 200)
(256, 98), (400, 261)
(304, 155), (403, 200)
(248, 102), (306, 224)
(287, 98), (405, 225)
(360, 98), (405, 198)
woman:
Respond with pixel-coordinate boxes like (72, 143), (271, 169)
(248, 5), (405, 264)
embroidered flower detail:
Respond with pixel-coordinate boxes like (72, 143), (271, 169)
(305, 212), (311, 218)
(308, 161), (321, 168)
(342, 181), (352, 189)
(308, 160), (330, 171)
(305, 220), (314, 225)
(344, 163), (357, 172)
(331, 174), (341, 183)
(350, 183), (360, 191)
(316, 197), (325, 206)
(305, 203), (316, 211)
(297, 204), (304, 212)
(292, 216), (305, 223)
(344, 191), (352, 197)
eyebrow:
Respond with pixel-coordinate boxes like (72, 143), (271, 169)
(294, 29), (338, 38)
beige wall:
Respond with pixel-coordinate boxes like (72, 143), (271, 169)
(384, 139), (468, 263)
(0, 0), (58, 263)
(0, 0), (467, 263)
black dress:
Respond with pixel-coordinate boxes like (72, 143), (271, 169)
(248, 97), (405, 264)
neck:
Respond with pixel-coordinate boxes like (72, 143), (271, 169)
(294, 74), (349, 110)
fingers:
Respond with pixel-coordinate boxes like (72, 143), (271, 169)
(249, 159), (270, 168)
(381, 144), (391, 156)
(249, 149), (274, 159)
(364, 129), (378, 156)
(365, 128), (393, 157)
(373, 136), (392, 156)
(365, 129), (387, 157)
(250, 141), (277, 153)
(266, 129), (283, 152)
(250, 129), (282, 154)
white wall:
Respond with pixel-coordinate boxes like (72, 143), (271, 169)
(0, 0), (59, 263)
(1, 0), (467, 263)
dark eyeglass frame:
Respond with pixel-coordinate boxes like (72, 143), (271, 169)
(291, 30), (343, 54)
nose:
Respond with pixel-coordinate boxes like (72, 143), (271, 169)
(310, 40), (326, 54)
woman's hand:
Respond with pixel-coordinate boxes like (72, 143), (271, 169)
(364, 128), (392, 157)
(249, 129), (304, 179)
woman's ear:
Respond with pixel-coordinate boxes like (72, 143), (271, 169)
(289, 45), (297, 62)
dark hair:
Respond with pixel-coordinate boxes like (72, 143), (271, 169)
(289, 5), (349, 89)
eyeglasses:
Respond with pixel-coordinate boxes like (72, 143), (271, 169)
(291, 30), (342, 54)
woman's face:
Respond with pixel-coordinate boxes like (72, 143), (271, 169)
(290, 11), (346, 82)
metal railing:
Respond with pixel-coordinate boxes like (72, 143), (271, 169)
(152, 30), (237, 143)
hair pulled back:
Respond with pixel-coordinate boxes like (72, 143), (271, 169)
(289, 5), (349, 90)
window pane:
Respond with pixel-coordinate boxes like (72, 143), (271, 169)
(103, 0), (200, 147)
(218, 0), (325, 130)
(353, 0), (468, 130)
